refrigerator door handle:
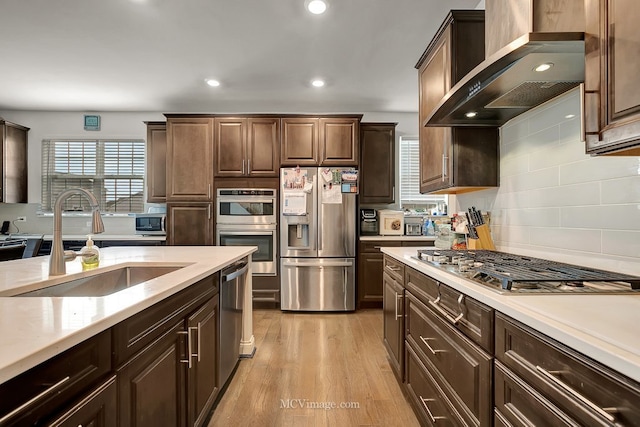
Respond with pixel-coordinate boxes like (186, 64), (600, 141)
(282, 261), (353, 268)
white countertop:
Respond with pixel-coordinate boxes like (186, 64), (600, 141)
(1, 234), (166, 241)
(360, 235), (437, 241)
(381, 246), (640, 383)
(0, 246), (255, 384)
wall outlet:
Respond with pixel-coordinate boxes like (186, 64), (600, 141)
(16, 216), (26, 222)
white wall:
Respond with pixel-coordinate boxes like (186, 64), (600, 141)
(456, 89), (640, 274)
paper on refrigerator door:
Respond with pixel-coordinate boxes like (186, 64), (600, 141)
(283, 190), (307, 215)
(322, 184), (342, 204)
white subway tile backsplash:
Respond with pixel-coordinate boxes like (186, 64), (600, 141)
(529, 227), (602, 253)
(561, 205), (640, 230)
(456, 88), (640, 266)
(602, 231), (640, 258)
(601, 176), (640, 204)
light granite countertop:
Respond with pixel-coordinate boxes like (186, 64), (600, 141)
(0, 246), (256, 384)
(381, 246), (640, 383)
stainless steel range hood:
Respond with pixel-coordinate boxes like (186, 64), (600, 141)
(425, 32), (585, 127)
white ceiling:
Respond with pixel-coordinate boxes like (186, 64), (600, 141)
(0, 0), (481, 114)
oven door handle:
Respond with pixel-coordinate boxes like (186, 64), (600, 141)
(218, 231), (275, 236)
(217, 198), (275, 204)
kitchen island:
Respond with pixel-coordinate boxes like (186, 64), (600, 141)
(0, 246), (256, 426)
(382, 246), (640, 426)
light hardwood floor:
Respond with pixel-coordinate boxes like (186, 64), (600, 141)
(208, 309), (420, 426)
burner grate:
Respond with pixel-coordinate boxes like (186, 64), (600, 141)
(417, 249), (640, 291)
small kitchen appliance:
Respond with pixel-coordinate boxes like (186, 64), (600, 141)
(404, 216), (423, 236)
(360, 209), (378, 236)
(378, 210), (404, 235)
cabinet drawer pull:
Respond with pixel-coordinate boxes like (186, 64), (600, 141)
(419, 335), (445, 355)
(394, 292), (403, 320)
(190, 325), (200, 362)
(386, 265), (401, 272)
(419, 396), (446, 423)
(428, 294), (465, 325)
(535, 365), (617, 423)
(178, 329), (193, 368)
(0, 376), (70, 424)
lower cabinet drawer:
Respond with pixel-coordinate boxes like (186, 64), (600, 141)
(406, 291), (492, 426)
(405, 343), (459, 427)
(47, 375), (117, 427)
(495, 361), (577, 427)
(496, 313), (640, 426)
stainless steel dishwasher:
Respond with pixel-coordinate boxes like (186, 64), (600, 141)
(219, 258), (248, 387)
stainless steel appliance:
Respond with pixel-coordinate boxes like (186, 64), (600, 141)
(360, 208), (378, 236)
(219, 258), (248, 387)
(134, 213), (166, 235)
(404, 216), (423, 236)
(280, 167), (356, 311)
(216, 189), (277, 276)
(414, 249), (640, 294)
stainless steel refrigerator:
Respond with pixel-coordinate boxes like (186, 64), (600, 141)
(280, 167), (356, 311)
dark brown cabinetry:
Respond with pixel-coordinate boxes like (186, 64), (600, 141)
(214, 117), (280, 177)
(382, 255), (405, 382)
(0, 118), (29, 203)
(167, 202), (213, 246)
(145, 121), (167, 203)
(416, 11), (499, 195)
(0, 331), (112, 426)
(359, 123), (396, 204)
(319, 117), (359, 166)
(495, 313), (640, 426)
(166, 116), (214, 202)
(48, 376), (117, 427)
(281, 116), (360, 166)
(358, 241), (401, 309)
(585, 0), (640, 155)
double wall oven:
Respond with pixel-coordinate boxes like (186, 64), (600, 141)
(216, 189), (277, 276)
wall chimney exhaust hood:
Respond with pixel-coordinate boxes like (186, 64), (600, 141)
(425, 32), (585, 127)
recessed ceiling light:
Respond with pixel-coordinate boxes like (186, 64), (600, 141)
(311, 79), (325, 88)
(465, 112), (477, 118)
(306, 0), (328, 14)
(534, 63), (554, 72)
(205, 79), (220, 87)
(565, 114), (576, 119)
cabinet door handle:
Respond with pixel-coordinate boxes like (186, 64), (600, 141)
(419, 396), (446, 423)
(178, 329), (192, 368)
(394, 292), (403, 320)
(208, 184), (211, 199)
(242, 159), (245, 175)
(0, 376), (70, 424)
(441, 154), (448, 181)
(535, 366), (617, 423)
(247, 158), (251, 174)
(428, 294), (464, 325)
(208, 204), (211, 220)
(189, 325), (200, 362)
(419, 335), (445, 355)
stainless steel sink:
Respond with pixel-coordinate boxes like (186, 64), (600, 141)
(15, 266), (183, 297)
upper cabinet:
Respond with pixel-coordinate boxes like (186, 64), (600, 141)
(214, 117), (280, 177)
(359, 123), (396, 204)
(416, 11), (499, 194)
(0, 118), (29, 203)
(166, 116), (214, 201)
(281, 116), (361, 166)
(145, 121), (167, 203)
(585, 0), (640, 155)
(319, 117), (359, 166)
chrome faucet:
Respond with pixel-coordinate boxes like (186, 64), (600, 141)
(49, 188), (105, 276)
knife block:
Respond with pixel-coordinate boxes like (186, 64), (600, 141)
(467, 238), (483, 250)
(474, 224), (496, 250)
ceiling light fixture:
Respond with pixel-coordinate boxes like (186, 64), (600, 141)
(565, 114), (576, 119)
(534, 63), (554, 72)
(311, 79), (325, 88)
(305, 0), (328, 14)
(465, 112), (477, 118)
(205, 79), (220, 87)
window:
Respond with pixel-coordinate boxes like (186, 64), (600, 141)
(398, 136), (446, 208)
(41, 139), (145, 213)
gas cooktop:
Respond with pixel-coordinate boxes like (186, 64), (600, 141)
(413, 250), (640, 294)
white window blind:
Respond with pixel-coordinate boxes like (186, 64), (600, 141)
(399, 136), (445, 207)
(41, 139), (145, 213)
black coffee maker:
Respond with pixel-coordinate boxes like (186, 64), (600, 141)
(360, 209), (378, 235)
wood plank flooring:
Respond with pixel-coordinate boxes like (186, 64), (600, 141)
(208, 309), (420, 426)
